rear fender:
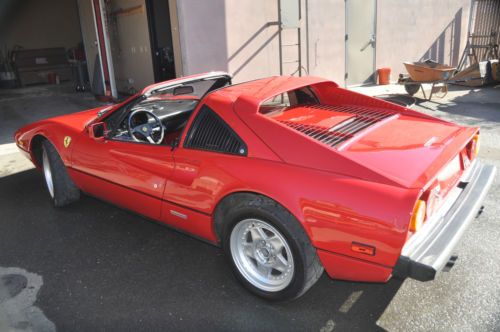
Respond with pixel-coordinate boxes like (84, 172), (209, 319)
(205, 158), (419, 268)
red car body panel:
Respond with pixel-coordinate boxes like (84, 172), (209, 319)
(15, 74), (480, 283)
(15, 106), (109, 165)
(317, 249), (393, 282)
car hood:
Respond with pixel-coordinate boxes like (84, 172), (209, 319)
(48, 105), (112, 130)
(15, 105), (112, 152)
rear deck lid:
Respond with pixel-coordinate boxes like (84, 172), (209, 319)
(265, 104), (475, 188)
(269, 104), (395, 148)
(340, 111), (473, 188)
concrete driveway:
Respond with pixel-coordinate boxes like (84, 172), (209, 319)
(0, 83), (499, 331)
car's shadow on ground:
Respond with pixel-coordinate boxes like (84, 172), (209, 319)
(0, 170), (403, 331)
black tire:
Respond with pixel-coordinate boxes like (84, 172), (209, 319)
(220, 194), (323, 302)
(41, 140), (80, 207)
(404, 82), (420, 96)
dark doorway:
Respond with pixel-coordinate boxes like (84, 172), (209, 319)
(145, 0), (176, 82)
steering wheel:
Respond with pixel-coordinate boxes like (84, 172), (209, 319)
(127, 109), (165, 144)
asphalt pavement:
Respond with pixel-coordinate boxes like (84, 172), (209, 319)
(0, 83), (499, 331)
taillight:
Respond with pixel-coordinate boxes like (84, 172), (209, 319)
(467, 133), (480, 159)
(409, 199), (426, 233)
(472, 134), (480, 157)
(426, 184), (441, 217)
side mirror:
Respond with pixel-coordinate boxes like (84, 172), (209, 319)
(173, 85), (194, 96)
(88, 122), (107, 140)
(170, 136), (180, 150)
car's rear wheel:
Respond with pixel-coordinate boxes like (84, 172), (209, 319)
(230, 218), (295, 292)
(221, 194), (323, 302)
(41, 140), (80, 207)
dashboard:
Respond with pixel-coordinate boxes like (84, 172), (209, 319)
(111, 99), (198, 143)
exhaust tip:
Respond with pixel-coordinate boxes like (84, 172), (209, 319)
(475, 205), (485, 218)
(443, 255), (458, 272)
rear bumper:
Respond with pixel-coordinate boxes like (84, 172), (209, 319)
(393, 161), (496, 281)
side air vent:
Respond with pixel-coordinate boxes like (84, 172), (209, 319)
(279, 104), (395, 148)
(184, 105), (247, 155)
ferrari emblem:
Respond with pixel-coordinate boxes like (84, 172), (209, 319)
(63, 136), (72, 148)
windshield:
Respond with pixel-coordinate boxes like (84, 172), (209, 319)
(150, 77), (229, 99)
(103, 75), (231, 143)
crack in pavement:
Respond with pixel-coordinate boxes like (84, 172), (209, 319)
(0, 267), (55, 332)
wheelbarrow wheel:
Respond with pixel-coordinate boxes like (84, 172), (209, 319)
(404, 82), (420, 96)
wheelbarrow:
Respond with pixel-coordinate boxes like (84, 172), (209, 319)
(398, 60), (456, 100)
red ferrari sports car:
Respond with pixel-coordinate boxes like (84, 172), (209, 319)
(15, 72), (496, 301)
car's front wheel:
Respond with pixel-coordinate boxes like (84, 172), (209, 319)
(222, 195), (323, 302)
(41, 140), (80, 207)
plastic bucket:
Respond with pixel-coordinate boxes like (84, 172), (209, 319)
(47, 72), (57, 84)
(377, 67), (391, 85)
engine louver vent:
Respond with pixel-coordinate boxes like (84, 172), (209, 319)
(279, 104), (394, 148)
(184, 105), (247, 155)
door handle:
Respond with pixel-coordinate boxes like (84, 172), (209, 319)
(360, 35), (376, 51)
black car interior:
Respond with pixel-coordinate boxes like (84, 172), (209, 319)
(103, 76), (231, 146)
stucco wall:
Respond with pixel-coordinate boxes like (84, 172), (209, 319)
(224, 0), (281, 83)
(376, 0), (471, 80)
(1, 0), (82, 50)
(71, 0), (474, 90)
(174, 0), (345, 84)
(175, 0), (229, 77)
(3, 0), (472, 90)
(175, 0), (344, 84)
(175, 0), (283, 83)
(305, 0), (345, 84)
(175, 0), (471, 86)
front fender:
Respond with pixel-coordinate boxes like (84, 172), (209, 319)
(15, 106), (105, 166)
(16, 123), (79, 168)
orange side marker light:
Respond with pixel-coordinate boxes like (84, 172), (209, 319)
(351, 242), (376, 256)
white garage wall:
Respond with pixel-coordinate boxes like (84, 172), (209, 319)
(304, 0), (345, 84)
(175, 0), (229, 77)
(175, 0), (472, 86)
(75, 0), (473, 90)
(376, 0), (471, 80)
(224, 0), (281, 83)
(175, 0), (345, 84)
